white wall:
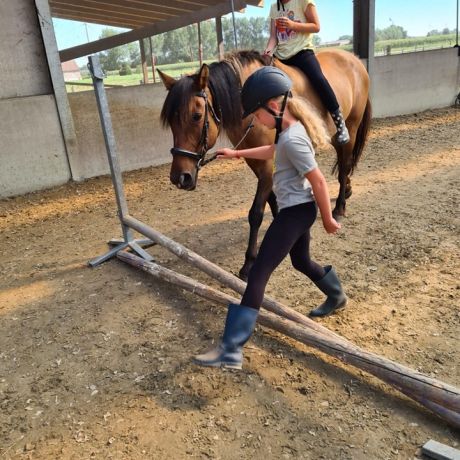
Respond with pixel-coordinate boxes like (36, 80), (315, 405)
(0, 1), (52, 98)
(0, 96), (69, 197)
(68, 84), (172, 180)
(371, 48), (460, 117)
(0, 0), (70, 198)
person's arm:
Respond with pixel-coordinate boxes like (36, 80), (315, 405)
(217, 144), (275, 161)
(276, 3), (320, 34)
(305, 167), (340, 234)
(264, 19), (277, 55)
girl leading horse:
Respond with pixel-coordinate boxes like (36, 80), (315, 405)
(159, 49), (371, 280)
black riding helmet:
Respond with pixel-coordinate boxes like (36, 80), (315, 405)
(241, 67), (292, 143)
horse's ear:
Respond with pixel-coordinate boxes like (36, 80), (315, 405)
(157, 69), (176, 90)
(196, 64), (209, 90)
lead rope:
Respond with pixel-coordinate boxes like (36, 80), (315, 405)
(199, 116), (255, 167)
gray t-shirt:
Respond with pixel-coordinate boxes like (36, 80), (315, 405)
(273, 121), (318, 210)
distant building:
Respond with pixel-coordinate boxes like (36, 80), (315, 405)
(319, 39), (351, 48)
(61, 60), (81, 81)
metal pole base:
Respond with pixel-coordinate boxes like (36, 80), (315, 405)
(88, 238), (155, 267)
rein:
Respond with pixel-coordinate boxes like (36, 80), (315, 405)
(200, 116), (255, 166)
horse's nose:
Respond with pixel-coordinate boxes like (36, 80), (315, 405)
(178, 173), (195, 190)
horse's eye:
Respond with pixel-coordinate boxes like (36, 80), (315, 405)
(192, 112), (202, 122)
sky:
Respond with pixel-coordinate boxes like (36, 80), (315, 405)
(53, 0), (458, 65)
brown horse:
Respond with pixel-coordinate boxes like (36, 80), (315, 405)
(159, 50), (371, 280)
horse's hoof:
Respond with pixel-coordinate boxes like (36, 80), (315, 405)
(332, 211), (345, 222)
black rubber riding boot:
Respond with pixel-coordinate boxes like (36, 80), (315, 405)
(309, 266), (347, 317)
(193, 303), (258, 370)
(331, 109), (350, 145)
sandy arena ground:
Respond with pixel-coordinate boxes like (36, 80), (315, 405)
(0, 107), (459, 459)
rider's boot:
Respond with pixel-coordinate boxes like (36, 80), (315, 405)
(309, 266), (347, 317)
(193, 303), (258, 370)
(331, 108), (350, 145)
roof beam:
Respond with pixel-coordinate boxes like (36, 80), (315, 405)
(51, 4), (171, 23)
(59, 0), (248, 62)
(50, 0), (197, 16)
(52, 11), (143, 29)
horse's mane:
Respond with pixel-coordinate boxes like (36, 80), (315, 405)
(160, 50), (266, 131)
(160, 50), (329, 148)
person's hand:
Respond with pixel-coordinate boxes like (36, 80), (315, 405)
(323, 218), (341, 234)
(276, 17), (294, 30)
(216, 148), (240, 159)
(263, 48), (273, 56)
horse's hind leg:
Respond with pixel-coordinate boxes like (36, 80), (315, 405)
(239, 175), (274, 281)
(333, 129), (357, 219)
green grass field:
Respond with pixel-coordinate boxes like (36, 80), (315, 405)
(66, 60), (215, 92)
(65, 34), (457, 93)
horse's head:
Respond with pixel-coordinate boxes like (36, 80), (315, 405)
(159, 65), (221, 191)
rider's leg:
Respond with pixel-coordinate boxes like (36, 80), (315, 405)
(281, 50), (350, 145)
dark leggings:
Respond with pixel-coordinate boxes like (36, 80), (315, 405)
(280, 49), (339, 113)
(241, 202), (326, 310)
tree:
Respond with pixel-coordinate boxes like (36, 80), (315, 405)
(127, 42), (140, 67)
(119, 63), (132, 76)
(221, 16), (269, 52)
(375, 24), (407, 42)
(146, 35), (165, 65)
(313, 35), (321, 46)
(97, 28), (129, 71)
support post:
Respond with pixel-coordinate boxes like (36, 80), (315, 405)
(87, 55), (154, 267)
(456, 0), (459, 55)
(353, 0), (375, 71)
(35, 0), (79, 180)
(149, 37), (157, 83)
(197, 22), (203, 67)
(139, 39), (149, 84)
(230, 0), (239, 49)
(216, 16), (225, 60)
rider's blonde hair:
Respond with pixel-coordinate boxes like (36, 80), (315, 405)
(274, 95), (330, 150)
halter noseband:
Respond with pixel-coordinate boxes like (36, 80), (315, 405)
(170, 89), (221, 170)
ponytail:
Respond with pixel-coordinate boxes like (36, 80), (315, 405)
(286, 96), (330, 150)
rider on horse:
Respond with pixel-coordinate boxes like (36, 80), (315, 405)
(264, 0), (350, 145)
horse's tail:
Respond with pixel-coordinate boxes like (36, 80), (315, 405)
(333, 97), (372, 176)
(351, 98), (372, 174)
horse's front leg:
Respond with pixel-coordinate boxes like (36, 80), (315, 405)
(239, 166), (275, 281)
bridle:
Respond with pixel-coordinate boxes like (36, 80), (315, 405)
(170, 89), (222, 170)
(170, 87), (255, 170)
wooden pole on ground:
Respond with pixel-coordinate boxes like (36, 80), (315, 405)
(118, 251), (460, 429)
(122, 215), (345, 342)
